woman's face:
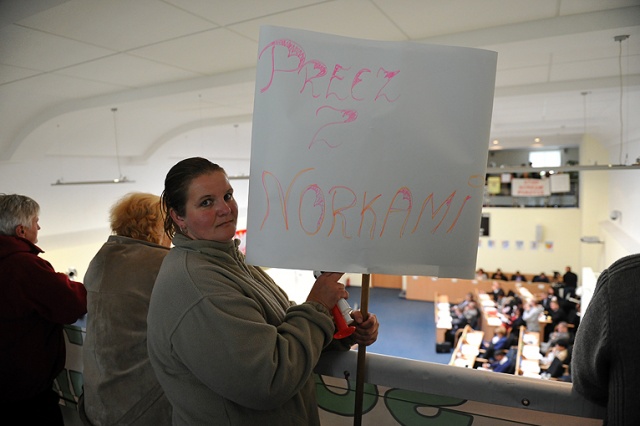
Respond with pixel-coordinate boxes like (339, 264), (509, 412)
(171, 171), (238, 242)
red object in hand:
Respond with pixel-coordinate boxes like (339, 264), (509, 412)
(332, 305), (356, 339)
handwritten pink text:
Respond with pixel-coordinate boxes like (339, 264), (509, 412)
(259, 168), (479, 240)
(258, 38), (401, 149)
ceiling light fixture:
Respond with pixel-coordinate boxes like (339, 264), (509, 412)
(581, 91), (591, 135)
(614, 34), (630, 165)
(51, 177), (134, 186)
(51, 107), (134, 186)
(580, 236), (604, 244)
(228, 174), (250, 180)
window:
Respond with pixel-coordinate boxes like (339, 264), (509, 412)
(529, 150), (561, 168)
(483, 148), (579, 208)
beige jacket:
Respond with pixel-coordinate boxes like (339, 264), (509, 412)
(82, 235), (171, 425)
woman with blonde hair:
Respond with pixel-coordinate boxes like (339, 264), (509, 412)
(81, 192), (172, 425)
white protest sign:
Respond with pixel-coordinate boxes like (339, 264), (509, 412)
(246, 26), (497, 279)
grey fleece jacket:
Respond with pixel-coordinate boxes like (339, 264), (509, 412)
(572, 253), (640, 425)
(147, 234), (342, 425)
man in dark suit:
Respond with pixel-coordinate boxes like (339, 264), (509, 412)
(563, 266), (578, 288)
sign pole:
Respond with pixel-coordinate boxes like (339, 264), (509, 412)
(353, 273), (370, 426)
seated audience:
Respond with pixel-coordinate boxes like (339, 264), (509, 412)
(475, 268), (488, 280)
(482, 326), (508, 360)
(510, 271), (526, 282)
(553, 280), (579, 323)
(499, 291), (519, 324)
(0, 194), (87, 425)
(482, 349), (514, 374)
(81, 193), (172, 425)
(445, 305), (468, 345)
(497, 294), (513, 312)
(544, 298), (567, 341)
(522, 298), (544, 332)
(532, 272), (550, 283)
(456, 292), (476, 311)
(491, 268), (508, 281)
(540, 287), (557, 312)
(540, 321), (572, 355)
(564, 300), (581, 329)
(541, 339), (571, 379)
(555, 339), (571, 364)
(504, 303), (525, 347)
(490, 280), (505, 304)
(463, 301), (480, 330)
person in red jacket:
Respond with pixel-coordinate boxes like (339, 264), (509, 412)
(0, 194), (87, 425)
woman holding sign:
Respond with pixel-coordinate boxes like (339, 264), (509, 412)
(147, 157), (378, 425)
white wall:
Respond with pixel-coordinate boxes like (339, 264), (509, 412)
(476, 208), (582, 276)
(1, 155), (251, 281)
(604, 138), (640, 268)
(594, 82), (640, 268)
(579, 134), (611, 272)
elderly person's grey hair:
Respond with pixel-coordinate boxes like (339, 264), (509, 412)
(0, 194), (40, 236)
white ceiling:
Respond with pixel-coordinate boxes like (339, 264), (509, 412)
(1, 0), (639, 175)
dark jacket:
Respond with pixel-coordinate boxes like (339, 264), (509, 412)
(0, 235), (87, 402)
(573, 254), (640, 425)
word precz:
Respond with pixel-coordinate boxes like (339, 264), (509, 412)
(258, 38), (401, 149)
(258, 38), (401, 103)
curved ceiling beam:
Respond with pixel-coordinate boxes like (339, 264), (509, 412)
(132, 114), (253, 163)
(2, 67), (256, 162)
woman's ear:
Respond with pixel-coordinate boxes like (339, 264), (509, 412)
(15, 224), (25, 237)
(169, 209), (185, 228)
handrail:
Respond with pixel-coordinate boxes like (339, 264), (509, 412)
(315, 350), (605, 421)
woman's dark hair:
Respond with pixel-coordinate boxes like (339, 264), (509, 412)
(161, 157), (224, 238)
